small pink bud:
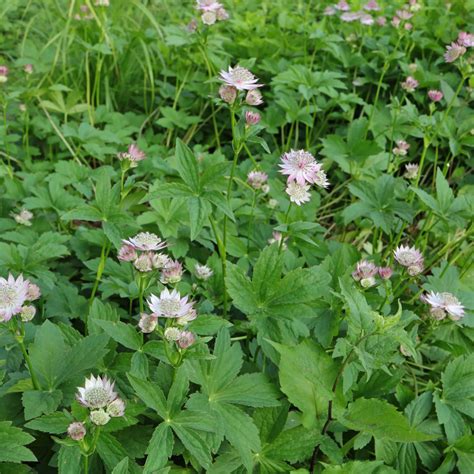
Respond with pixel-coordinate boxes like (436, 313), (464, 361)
(178, 331), (195, 349)
(219, 85), (237, 104)
(378, 267), (393, 280)
(428, 90), (443, 102)
(245, 111), (261, 126)
(118, 244), (137, 262)
(245, 89), (263, 106)
(67, 422), (86, 441)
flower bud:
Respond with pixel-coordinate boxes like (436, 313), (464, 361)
(90, 409), (111, 426)
(26, 282), (41, 301)
(219, 85), (237, 104)
(118, 244), (137, 262)
(20, 305), (36, 322)
(378, 267), (393, 280)
(245, 111), (261, 126)
(67, 422), (86, 441)
(245, 89), (263, 106)
(107, 398), (125, 417)
(164, 327), (182, 341)
(178, 331), (196, 349)
(138, 313), (158, 333)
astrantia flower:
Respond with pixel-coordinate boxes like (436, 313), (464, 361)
(324, 6), (337, 16)
(164, 327), (182, 341)
(393, 140), (410, 156)
(118, 244), (137, 262)
(246, 89), (264, 106)
(195, 263), (213, 280)
(352, 260), (378, 288)
(422, 291), (465, 321)
(123, 232), (166, 251)
(285, 182), (311, 206)
(13, 209), (33, 226)
(178, 331), (196, 349)
(90, 409), (110, 426)
(458, 31), (474, 48)
(0, 66), (9, 83)
(219, 66), (262, 91)
(117, 144), (146, 167)
(444, 42), (466, 63)
(151, 253), (169, 270)
(77, 375), (117, 409)
(133, 253), (154, 273)
(20, 305), (36, 322)
(279, 149), (321, 186)
(196, 0), (222, 11)
(245, 111), (261, 125)
(396, 9), (413, 20)
(216, 7), (229, 20)
(313, 169), (330, 189)
(378, 266), (393, 280)
(391, 16), (401, 28)
(401, 76), (419, 92)
(428, 90), (443, 102)
(404, 163), (419, 180)
(176, 307), (197, 326)
(148, 288), (194, 318)
(201, 11), (216, 25)
(26, 282), (41, 301)
(341, 12), (361, 22)
(376, 16), (386, 26)
(247, 170), (268, 190)
(359, 13), (374, 25)
(107, 398), (125, 417)
(68, 422), (86, 441)
(24, 64), (33, 74)
(364, 0), (380, 11)
(394, 245), (424, 275)
(335, 0), (350, 11)
(219, 85), (237, 104)
(160, 260), (183, 285)
(138, 313), (158, 333)
(0, 274), (29, 322)
(268, 231), (288, 249)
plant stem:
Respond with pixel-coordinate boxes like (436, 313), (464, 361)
(209, 216), (228, 317)
(83, 454), (89, 474)
(89, 241), (109, 305)
(17, 337), (41, 390)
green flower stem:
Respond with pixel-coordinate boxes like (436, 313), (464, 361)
(89, 240), (110, 306)
(209, 215), (228, 317)
(278, 202), (292, 254)
(137, 273), (146, 314)
(83, 454), (89, 474)
(16, 335), (41, 391)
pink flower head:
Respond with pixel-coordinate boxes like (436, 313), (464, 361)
(216, 8), (229, 20)
(117, 144), (146, 167)
(246, 89), (264, 106)
(285, 182), (311, 206)
(138, 313), (158, 333)
(0, 274), (29, 322)
(457, 31), (474, 48)
(219, 65), (262, 91)
(376, 16), (387, 26)
(359, 13), (374, 26)
(341, 12), (361, 22)
(160, 260), (183, 284)
(422, 291), (465, 321)
(393, 140), (410, 156)
(247, 170), (268, 190)
(391, 16), (401, 28)
(364, 0), (380, 11)
(394, 245), (424, 275)
(219, 85), (237, 104)
(147, 288), (194, 318)
(428, 90), (443, 102)
(279, 149), (321, 186)
(151, 253), (169, 270)
(245, 111), (261, 125)
(24, 64), (33, 74)
(401, 76), (419, 92)
(26, 282), (41, 301)
(396, 9), (413, 20)
(123, 232), (166, 251)
(378, 266), (393, 280)
(324, 6), (337, 16)
(133, 253), (154, 273)
(195, 263), (213, 281)
(444, 42), (466, 63)
(268, 231), (288, 249)
(201, 11), (217, 25)
(0, 66), (9, 83)
(178, 331), (196, 349)
(352, 260), (378, 287)
(196, 0), (222, 12)
(404, 22), (413, 31)
(118, 244), (138, 262)
(76, 375), (117, 409)
(68, 422), (86, 441)
(335, 0), (350, 11)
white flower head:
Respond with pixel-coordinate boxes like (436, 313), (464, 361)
(107, 398), (126, 417)
(164, 327), (182, 341)
(77, 375), (117, 409)
(219, 65), (263, 91)
(123, 232), (166, 251)
(90, 409), (111, 426)
(285, 182), (311, 206)
(195, 263), (213, 280)
(0, 274), (29, 322)
(147, 288), (194, 318)
(423, 291), (465, 321)
(394, 245), (424, 274)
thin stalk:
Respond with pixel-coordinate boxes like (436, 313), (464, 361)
(17, 337), (41, 390)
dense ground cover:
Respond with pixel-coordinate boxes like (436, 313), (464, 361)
(0, 0), (473, 472)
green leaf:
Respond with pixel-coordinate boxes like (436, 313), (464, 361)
(0, 421), (37, 463)
(25, 412), (70, 434)
(112, 458), (130, 474)
(341, 398), (435, 442)
(189, 197), (211, 241)
(144, 423), (173, 472)
(58, 445), (82, 473)
(175, 138), (200, 193)
(172, 423), (213, 469)
(22, 390), (63, 420)
(96, 432), (130, 472)
(322, 460), (396, 474)
(273, 340), (338, 428)
(95, 319), (143, 351)
(127, 374), (167, 418)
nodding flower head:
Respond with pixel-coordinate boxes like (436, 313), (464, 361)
(118, 244), (138, 262)
(457, 31), (474, 48)
(67, 422), (86, 441)
(219, 85), (237, 104)
(138, 313), (158, 333)
(178, 331), (196, 349)
(219, 65), (263, 91)
(404, 163), (419, 180)
(444, 42), (466, 63)
(393, 140), (410, 156)
(76, 375), (117, 409)
(160, 260), (183, 284)
(117, 144), (146, 167)
(378, 266), (393, 280)
(245, 89), (263, 106)
(245, 111), (261, 126)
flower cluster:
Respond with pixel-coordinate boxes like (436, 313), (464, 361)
(324, 0), (386, 27)
(444, 31), (473, 63)
(0, 274), (40, 322)
(219, 66), (263, 106)
(352, 260), (392, 288)
(279, 149), (329, 206)
(247, 170), (269, 191)
(401, 76), (419, 93)
(404, 163), (419, 180)
(196, 0), (229, 26)
(391, 4), (415, 30)
(394, 244), (424, 276)
(393, 140), (410, 156)
(76, 375), (125, 427)
(117, 143), (146, 168)
(74, 4), (94, 21)
(194, 263), (213, 281)
(12, 209), (33, 226)
(421, 291), (465, 321)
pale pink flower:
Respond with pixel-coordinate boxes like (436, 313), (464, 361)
(352, 260), (378, 288)
(196, 0), (222, 12)
(279, 149), (321, 186)
(247, 170), (268, 189)
(219, 85), (237, 104)
(187, 19), (198, 32)
(444, 42), (466, 63)
(160, 260), (183, 284)
(117, 144), (146, 167)
(176, 307), (197, 326)
(0, 66), (9, 83)
(458, 32), (474, 48)
(428, 90), (443, 102)
(151, 252), (169, 269)
(13, 209), (33, 226)
(246, 89), (264, 106)
(24, 64), (33, 74)
(394, 245), (424, 275)
(0, 274), (29, 322)
(341, 12), (361, 22)
(178, 331), (196, 349)
(376, 16), (386, 26)
(245, 111), (261, 125)
(324, 6), (337, 16)
(422, 291), (465, 321)
(393, 140), (410, 156)
(77, 375), (117, 409)
(364, 0), (380, 11)
(133, 253), (154, 273)
(286, 182), (311, 206)
(138, 313), (158, 333)
(335, 0), (350, 11)
(107, 398), (125, 417)
(195, 263), (213, 280)
(216, 8), (229, 20)
(219, 66), (262, 91)
(118, 244), (137, 262)
(401, 76), (419, 92)
(268, 231), (288, 249)
(20, 305), (36, 322)
(147, 288), (194, 318)
(404, 163), (419, 180)
(313, 169), (330, 189)
(378, 267), (393, 280)
(391, 16), (401, 28)
(359, 13), (374, 26)
(404, 22), (413, 31)
(396, 9), (413, 20)
(201, 11), (217, 25)
(26, 282), (41, 301)
(68, 422), (86, 441)
(123, 232), (166, 251)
